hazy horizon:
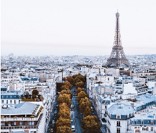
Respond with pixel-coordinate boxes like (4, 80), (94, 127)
(2, 0), (156, 56)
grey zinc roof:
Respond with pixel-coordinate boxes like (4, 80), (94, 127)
(136, 93), (156, 104)
(107, 103), (134, 116)
(133, 93), (156, 111)
(20, 76), (38, 81)
(1, 102), (39, 115)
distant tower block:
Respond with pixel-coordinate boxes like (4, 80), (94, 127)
(106, 12), (130, 68)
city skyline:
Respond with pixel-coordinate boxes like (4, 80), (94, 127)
(2, 0), (156, 56)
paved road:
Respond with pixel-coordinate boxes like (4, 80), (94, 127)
(71, 87), (83, 133)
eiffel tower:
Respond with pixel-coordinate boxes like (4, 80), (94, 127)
(106, 12), (130, 68)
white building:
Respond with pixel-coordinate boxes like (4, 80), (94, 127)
(107, 103), (134, 133)
(104, 93), (156, 133)
(1, 91), (22, 107)
(1, 102), (43, 133)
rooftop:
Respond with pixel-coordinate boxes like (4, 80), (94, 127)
(1, 102), (40, 116)
(134, 93), (156, 109)
(132, 106), (156, 120)
(107, 102), (134, 116)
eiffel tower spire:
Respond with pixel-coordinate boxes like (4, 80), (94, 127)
(106, 12), (130, 68)
(115, 12), (121, 46)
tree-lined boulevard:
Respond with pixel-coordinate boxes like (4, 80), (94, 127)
(47, 74), (101, 133)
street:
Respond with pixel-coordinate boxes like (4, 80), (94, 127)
(47, 86), (106, 133)
(71, 86), (83, 133)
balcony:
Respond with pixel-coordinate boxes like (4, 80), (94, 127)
(1, 108), (43, 122)
(1, 117), (39, 121)
(1, 125), (37, 129)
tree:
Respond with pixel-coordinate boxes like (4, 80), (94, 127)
(75, 81), (84, 88)
(82, 115), (100, 133)
(73, 73), (85, 82)
(66, 76), (75, 85)
(60, 81), (71, 91)
(56, 118), (71, 127)
(79, 97), (91, 113)
(63, 81), (72, 89)
(59, 103), (70, 114)
(58, 109), (70, 119)
(60, 90), (71, 95)
(32, 89), (39, 95)
(56, 126), (72, 133)
(59, 103), (69, 110)
(83, 106), (91, 116)
(77, 87), (84, 93)
(61, 85), (70, 90)
(74, 76), (82, 84)
(58, 94), (71, 107)
(77, 91), (87, 102)
(32, 89), (39, 99)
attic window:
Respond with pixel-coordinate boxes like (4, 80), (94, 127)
(117, 115), (120, 119)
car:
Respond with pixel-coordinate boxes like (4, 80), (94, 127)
(71, 104), (73, 108)
(52, 120), (55, 124)
(71, 125), (75, 132)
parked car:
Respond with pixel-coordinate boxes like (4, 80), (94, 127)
(71, 125), (75, 132)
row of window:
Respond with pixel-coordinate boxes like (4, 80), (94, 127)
(131, 120), (156, 125)
(110, 114), (134, 119)
(1, 95), (19, 99)
(1, 99), (20, 104)
(2, 121), (35, 126)
(134, 126), (154, 132)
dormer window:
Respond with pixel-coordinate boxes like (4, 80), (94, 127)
(117, 115), (120, 119)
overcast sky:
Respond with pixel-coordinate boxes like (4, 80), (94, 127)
(1, 0), (156, 56)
